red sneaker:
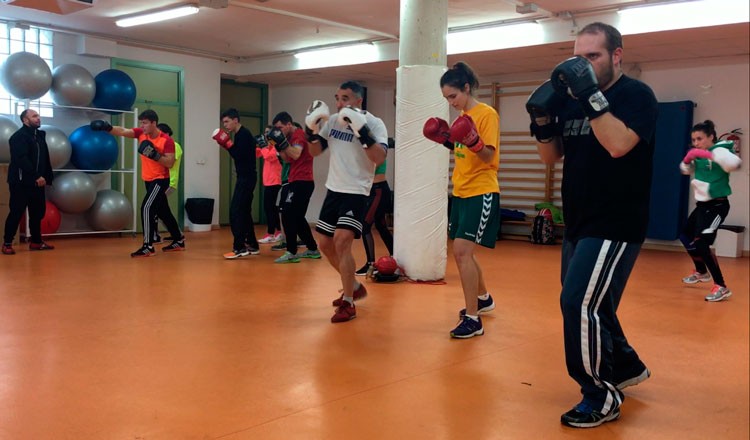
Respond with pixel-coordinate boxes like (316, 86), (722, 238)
(332, 282), (368, 306)
(29, 241), (55, 251)
(2, 243), (15, 255)
(331, 301), (356, 323)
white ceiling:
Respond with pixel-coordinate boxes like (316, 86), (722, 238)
(1, 0), (748, 86)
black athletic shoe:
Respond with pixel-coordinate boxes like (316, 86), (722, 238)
(131, 244), (155, 258)
(162, 238), (185, 252)
(561, 403), (620, 428)
(355, 262), (372, 276)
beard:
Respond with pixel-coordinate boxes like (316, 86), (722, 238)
(597, 58), (615, 87)
(598, 57), (615, 87)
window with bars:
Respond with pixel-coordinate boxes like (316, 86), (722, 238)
(0, 22), (54, 117)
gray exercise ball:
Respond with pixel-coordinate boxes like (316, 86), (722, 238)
(87, 189), (132, 231)
(0, 52), (52, 100)
(48, 171), (96, 213)
(40, 125), (71, 169)
(0, 115), (20, 163)
(50, 64), (96, 107)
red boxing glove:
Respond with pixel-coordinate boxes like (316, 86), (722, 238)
(422, 117), (453, 150)
(212, 128), (233, 149)
(683, 148), (713, 163)
(449, 115), (485, 153)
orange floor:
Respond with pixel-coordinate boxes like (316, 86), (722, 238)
(0, 228), (747, 439)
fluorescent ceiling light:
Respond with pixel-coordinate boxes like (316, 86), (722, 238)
(618, 0), (749, 35)
(447, 22), (544, 55)
(116, 5), (200, 28)
(294, 43), (379, 69)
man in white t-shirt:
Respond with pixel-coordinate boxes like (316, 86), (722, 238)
(306, 81), (388, 323)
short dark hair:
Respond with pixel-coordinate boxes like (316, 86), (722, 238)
(272, 111), (293, 125)
(19, 109), (31, 123)
(138, 109), (159, 123)
(157, 123), (173, 136)
(692, 120), (718, 142)
(578, 22), (623, 55)
(339, 80), (365, 99)
(221, 108), (240, 121)
(440, 62), (480, 95)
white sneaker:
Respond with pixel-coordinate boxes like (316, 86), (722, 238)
(682, 271), (711, 284)
(258, 234), (275, 244)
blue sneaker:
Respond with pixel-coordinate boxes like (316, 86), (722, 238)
(274, 251), (300, 263)
(299, 249), (321, 259)
(459, 294), (495, 318)
(450, 316), (483, 339)
(561, 402), (620, 428)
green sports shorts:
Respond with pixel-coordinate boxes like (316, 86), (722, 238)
(449, 192), (500, 248)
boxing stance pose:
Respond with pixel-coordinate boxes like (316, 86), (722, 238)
(150, 122), (182, 244)
(91, 110), (183, 257)
(423, 62), (500, 339)
(214, 108), (260, 259)
(268, 112), (320, 263)
(306, 81), (388, 323)
(256, 126), (283, 244)
(530, 22), (657, 428)
(679, 120), (742, 302)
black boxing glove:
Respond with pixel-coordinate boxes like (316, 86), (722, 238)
(267, 128), (289, 152)
(526, 80), (566, 143)
(138, 140), (162, 161)
(90, 120), (113, 132)
(550, 56), (610, 120)
(255, 134), (269, 148)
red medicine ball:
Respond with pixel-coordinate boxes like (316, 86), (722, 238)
(374, 256), (399, 276)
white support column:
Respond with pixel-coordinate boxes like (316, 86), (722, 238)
(394, 0), (449, 281)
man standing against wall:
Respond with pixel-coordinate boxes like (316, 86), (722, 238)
(2, 109), (54, 254)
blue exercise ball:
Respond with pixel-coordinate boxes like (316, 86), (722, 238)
(91, 69), (136, 114)
(69, 125), (119, 172)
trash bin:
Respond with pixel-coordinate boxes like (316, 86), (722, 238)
(714, 225), (745, 258)
(185, 198), (214, 232)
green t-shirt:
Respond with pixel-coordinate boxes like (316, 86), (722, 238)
(375, 160), (387, 175)
(281, 161), (291, 183)
(170, 141), (183, 189)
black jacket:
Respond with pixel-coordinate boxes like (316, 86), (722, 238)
(7, 124), (54, 187)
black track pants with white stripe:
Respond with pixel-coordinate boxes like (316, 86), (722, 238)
(559, 237), (644, 414)
(142, 178), (181, 245)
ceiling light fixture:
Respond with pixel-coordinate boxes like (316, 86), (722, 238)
(618, 0), (749, 35)
(447, 22), (544, 55)
(115, 5), (200, 28)
(294, 43), (379, 69)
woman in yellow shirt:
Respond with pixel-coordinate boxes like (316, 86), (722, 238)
(424, 62), (500, 339)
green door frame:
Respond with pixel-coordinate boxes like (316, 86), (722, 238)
(111, 58), (185, 229)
